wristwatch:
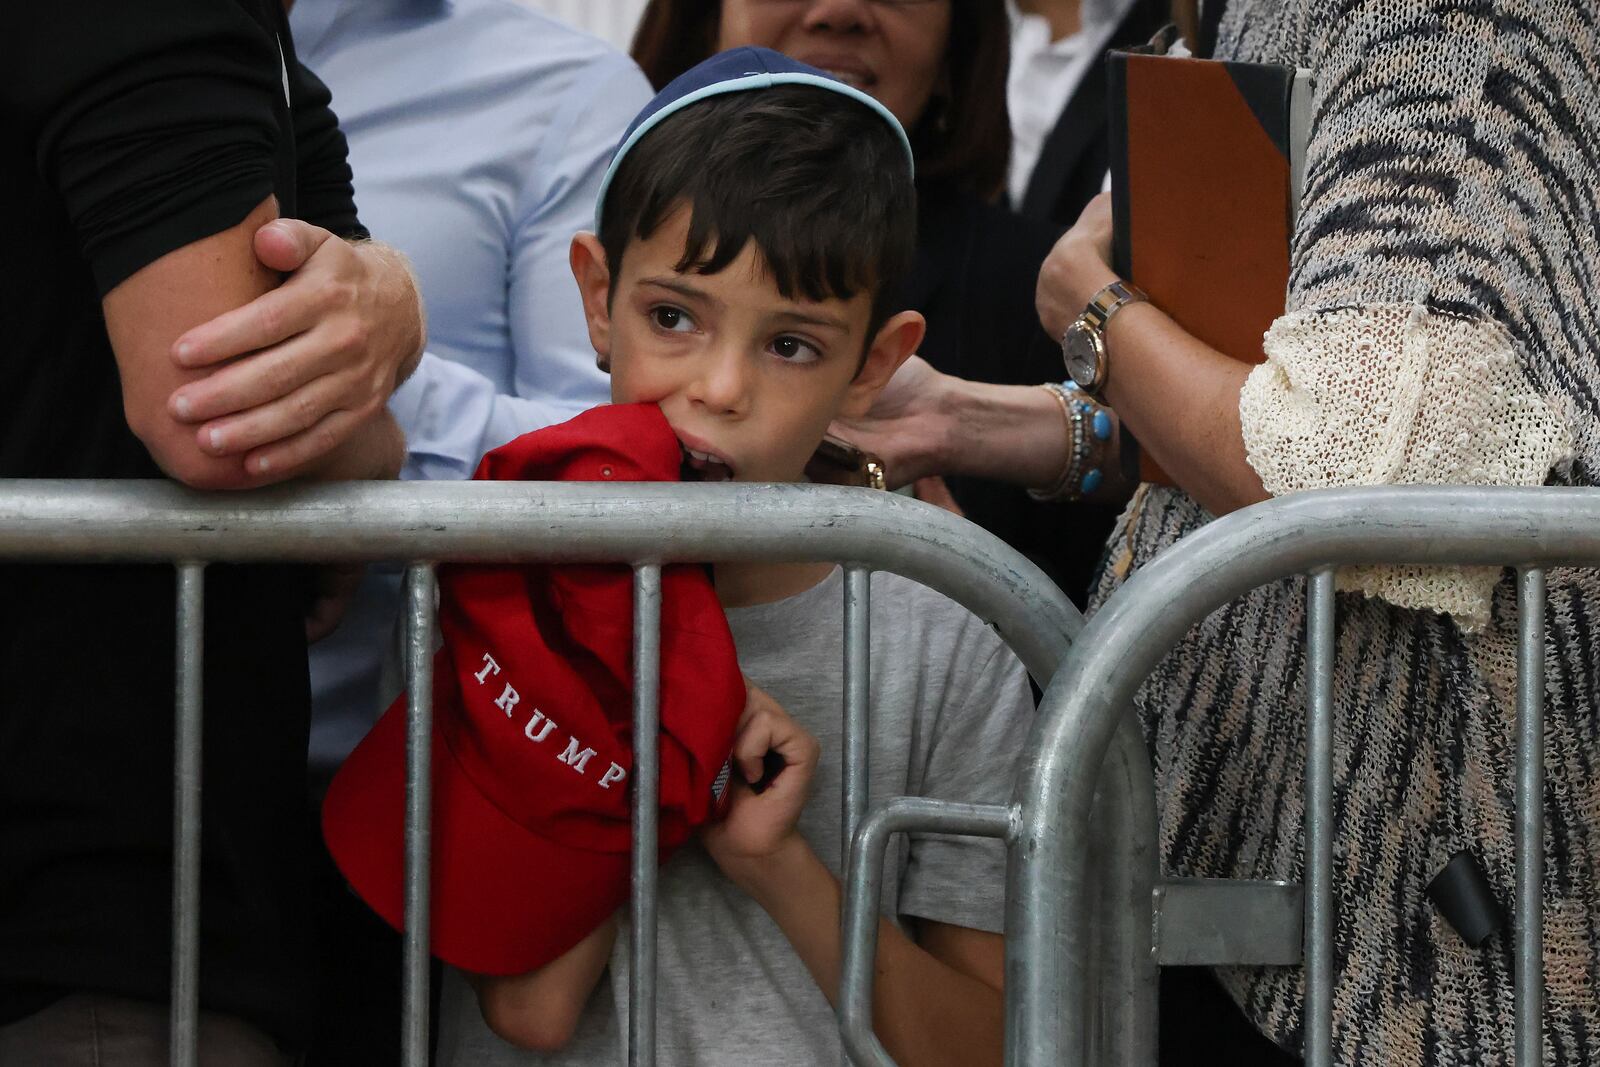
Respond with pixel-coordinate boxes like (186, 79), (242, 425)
(1061, 280), (1148, 395)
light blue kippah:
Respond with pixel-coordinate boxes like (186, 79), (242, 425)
(593, 45), (915, 231)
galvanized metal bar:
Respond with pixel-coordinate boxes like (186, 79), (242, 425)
(1304, 568), (1336, 1067)
(630, 565), (663, 1067)
(402, 564), (437, 1067)
(1516, 568), (1546, 1067)
(169, 562), (205, 1067)
(1153, 879), (1304, 966)
(842, 566), (871, 862)
(841, 798), (1014, 1067)
(1089, 718), (1161, 1066)
(0, 481), (1084, 674)
(5, 481), (1597, 576)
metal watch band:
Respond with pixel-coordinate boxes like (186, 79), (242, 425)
(1082, 280), (1149, 330)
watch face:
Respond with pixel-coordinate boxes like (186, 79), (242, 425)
(1063, 323), (1103, 389)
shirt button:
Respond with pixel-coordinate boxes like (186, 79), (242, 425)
(600, 466), (614, 478)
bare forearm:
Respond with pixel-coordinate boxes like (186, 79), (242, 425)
(1096, 304), (1266, 516)
(936, 377), (1069, 489)
(736, 840), (1003, 1067)
(472, 916), (619, 1051)
(1033, 196), (1268, 516)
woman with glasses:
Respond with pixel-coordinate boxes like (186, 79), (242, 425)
(631, 0), (1126, 608)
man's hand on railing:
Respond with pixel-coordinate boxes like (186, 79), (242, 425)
(164, 218), (425, 481)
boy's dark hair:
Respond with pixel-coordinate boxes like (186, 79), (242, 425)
(598, 85), (917, 342)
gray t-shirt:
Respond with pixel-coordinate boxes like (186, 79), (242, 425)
(436, 567), (1035, 1066)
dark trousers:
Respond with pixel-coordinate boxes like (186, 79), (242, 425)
(304, 812), (443, 1066)
(0, 992), (288, 1067)
(1161, 967), (1303, 1065)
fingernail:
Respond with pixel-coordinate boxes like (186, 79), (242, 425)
(208, 429), (224, 452)
(174, 341), (193, 363)
(173, 395), (190, 419)
(255, 456), (271, 473)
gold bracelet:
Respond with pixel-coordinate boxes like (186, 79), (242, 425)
(1029, 383), (1086, 502)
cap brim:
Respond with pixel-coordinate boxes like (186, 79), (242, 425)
(322, 699), (630, 976)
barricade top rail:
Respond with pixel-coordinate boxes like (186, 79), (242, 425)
(1015, 484), (1600, 828)
(0, 479), (1079, 681)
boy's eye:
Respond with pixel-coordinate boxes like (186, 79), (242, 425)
(770, 335), (822, 364)
(651, 306), (695, 332)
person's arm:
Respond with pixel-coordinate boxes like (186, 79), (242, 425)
(471, 916), (620, 1052)
(159, 218), (421, 480)
(174, 50), (650, 483)
(156, 35), (425, 482)
(728, 841), (1005, 1067)
(384, 53), (655, 480)
(104, 195), (402, 489)
(1033, 192), (1266, 514)
(832, 194), (1266, 517)
(701, 684), (1005, 1067)
(829, 353), (1134, 504)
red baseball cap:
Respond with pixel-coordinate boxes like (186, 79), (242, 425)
(322, 403), (746, 976)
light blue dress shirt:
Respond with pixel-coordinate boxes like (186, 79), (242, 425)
(290, 0), (653, 776)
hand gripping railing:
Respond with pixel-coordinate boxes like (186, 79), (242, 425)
(988, 485), (1600, 1067)
(0, 478), (1086, 1067)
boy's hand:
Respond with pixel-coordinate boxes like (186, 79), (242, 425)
(700, 679), (820, 893)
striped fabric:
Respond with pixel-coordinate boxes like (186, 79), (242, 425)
(1096, 1), (1600, 1063)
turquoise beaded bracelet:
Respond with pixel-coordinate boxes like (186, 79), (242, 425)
(1029, 382), (1113, 503)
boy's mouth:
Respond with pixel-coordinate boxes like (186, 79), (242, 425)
(679, 443), (735, 483)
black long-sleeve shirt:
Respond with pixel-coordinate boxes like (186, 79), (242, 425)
(1, 0), (364, 1050)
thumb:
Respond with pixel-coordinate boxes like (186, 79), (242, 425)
(253, 218), (332, 273)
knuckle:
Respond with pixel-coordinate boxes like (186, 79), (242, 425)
(334, 278), (362, 312)
(265, 359), (297, 400)
(258, 300), (285, 341)
(293, 391), (322, 430)
(336, 320), (368, 356)
(311, 423), (340, 457)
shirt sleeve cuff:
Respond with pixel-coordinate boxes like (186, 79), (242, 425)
(1240, 301), (1572, 630)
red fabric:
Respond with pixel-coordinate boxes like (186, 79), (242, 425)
(322, 404), (744, 975)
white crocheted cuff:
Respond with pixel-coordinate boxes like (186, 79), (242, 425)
(1240, 302), (1571, 631)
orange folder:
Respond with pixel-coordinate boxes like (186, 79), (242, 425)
(1108, 33), (1310, 485)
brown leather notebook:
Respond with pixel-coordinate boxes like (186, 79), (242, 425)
(1108, 30), (1311, 485)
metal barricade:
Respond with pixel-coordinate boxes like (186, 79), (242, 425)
(838, 485), (1600, 1067)
(0, 478), (1086, 1067)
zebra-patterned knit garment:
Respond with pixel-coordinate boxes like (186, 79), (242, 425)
(1093, 1), (1600, 1063)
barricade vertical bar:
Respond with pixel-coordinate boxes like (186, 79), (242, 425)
(1089, 718), (1161, 1066)
(630, 564), (663, 1067)
(1304, 569), (1335, 1067)
(842, 566), (871, 859)
(402, 563), (437, 1067)
(1515, 567), (1546, 1067)
(170, 562), (205, 1067)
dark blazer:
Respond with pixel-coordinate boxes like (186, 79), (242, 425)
(1017, 0), (1171, 227)
(893, 180), (1122, 608)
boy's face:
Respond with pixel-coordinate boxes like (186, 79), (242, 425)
(571, 206), (923, 483)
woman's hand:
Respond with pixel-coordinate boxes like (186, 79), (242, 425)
(828, 354), (953, 489)
(700, 679), (821, 894)
(164, 219), (426, 480)
(1036, 192), (1120, 340)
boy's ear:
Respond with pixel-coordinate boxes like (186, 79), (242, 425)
(569, 232), (614, 372)
(840, 310), (926, 419)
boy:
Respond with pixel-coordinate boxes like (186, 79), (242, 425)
(434, 49), (1036, 1066)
